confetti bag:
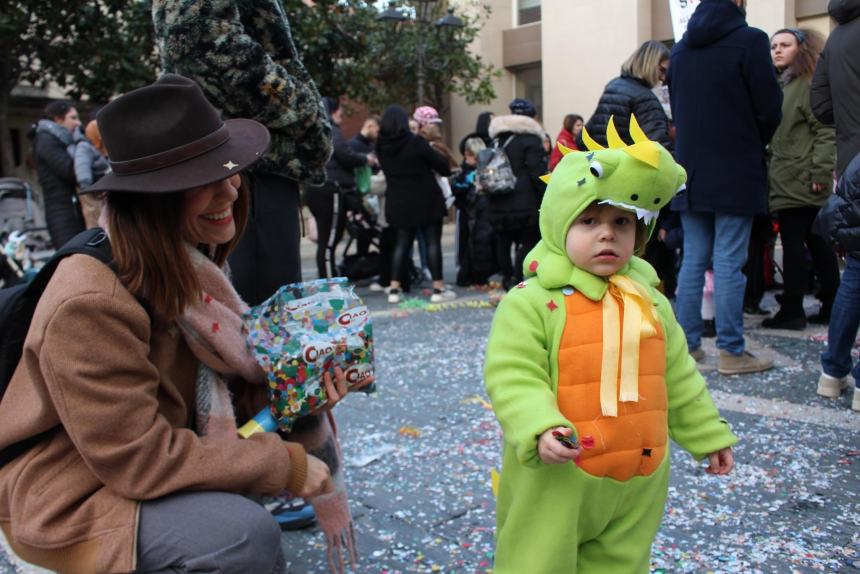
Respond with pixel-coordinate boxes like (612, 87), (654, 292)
(240, 278), (375, 434)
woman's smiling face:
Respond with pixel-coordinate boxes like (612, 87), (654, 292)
(183, 174), (241, 246)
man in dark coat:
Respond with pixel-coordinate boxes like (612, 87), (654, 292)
(31, 101), (85, 249)
(154, 0), (333, 305)
(667, 0), (782, 375)
(487, 98), (548, 289)
(811, 0), (860, 178)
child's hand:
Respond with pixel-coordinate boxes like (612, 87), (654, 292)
(705, 447), (734, 475)
(537, 427), (582, 465)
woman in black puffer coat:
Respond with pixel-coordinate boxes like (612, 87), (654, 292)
(31, 101), (85, 248)
(581, 40), (672, 150)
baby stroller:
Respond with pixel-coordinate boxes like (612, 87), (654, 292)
(337, 188), (383, 282)
(0, 178), (53, 287)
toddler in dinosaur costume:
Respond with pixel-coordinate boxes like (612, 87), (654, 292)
(484, 115), (737, 573)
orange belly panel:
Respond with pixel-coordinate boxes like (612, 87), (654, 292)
(556, 290), (667, 481)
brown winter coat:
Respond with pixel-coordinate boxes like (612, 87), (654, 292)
(0, 255), (308, 574)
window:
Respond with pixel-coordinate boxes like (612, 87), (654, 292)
(515, 65), (543, 120)
(518, 0), (540, 25)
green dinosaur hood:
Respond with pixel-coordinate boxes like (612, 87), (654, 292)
(523, 116), (687, 297)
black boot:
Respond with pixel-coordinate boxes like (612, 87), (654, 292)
(761, 295), (806, 330)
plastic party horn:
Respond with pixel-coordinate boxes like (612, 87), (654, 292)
(552, 430), (580, 449)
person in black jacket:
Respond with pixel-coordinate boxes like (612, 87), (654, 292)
(582, 40), (672, 150)
(668, 0), (782, 375)
(487, 99), (548, 290)
(811, 0), (860, 178)
(376, 105), (455, 303)
(31, 101), (85, 248)
(814, 153), (860, 410)
(305, 97), (376, 278)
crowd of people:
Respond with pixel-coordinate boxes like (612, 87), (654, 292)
(2, 0), (859, 572)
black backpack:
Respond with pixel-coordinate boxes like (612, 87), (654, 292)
(0, 228), (113, 469)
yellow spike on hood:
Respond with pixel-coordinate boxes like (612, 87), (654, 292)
(628, 114), (648, 144)
(557, 141), (574, 156)
(581, 125), (605, 151)
(606, 115), (627, 149)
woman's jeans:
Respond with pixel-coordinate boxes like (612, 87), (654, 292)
(821, 255), (860, 385)
(675, 211), (753, 355)
(391, 222), (443, 283)
(135, 491), (285, 574)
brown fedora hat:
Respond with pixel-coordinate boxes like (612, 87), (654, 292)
(85, 74), (270, 194)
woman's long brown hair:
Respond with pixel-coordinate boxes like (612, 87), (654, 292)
(106, 177), (250, 321)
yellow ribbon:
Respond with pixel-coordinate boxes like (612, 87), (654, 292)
(600, 275), (660, 417)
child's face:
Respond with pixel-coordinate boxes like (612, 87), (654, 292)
(464, 150), (477, 166)
(565, 204), (637, 277)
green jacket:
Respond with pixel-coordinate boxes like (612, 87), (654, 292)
(153, 0), (332, 184)
(768, 75), (836, 211)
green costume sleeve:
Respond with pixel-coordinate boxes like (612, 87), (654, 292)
(655, 291), (738, 460)
(484, 289), (572, 468)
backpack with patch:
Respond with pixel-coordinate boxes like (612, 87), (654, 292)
(0, 227), (113, 469)
(476, 135), (517, 197)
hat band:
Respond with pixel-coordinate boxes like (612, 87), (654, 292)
(110, 124), (230, 176)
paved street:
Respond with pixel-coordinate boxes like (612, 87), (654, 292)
(2, 227), (859, 573)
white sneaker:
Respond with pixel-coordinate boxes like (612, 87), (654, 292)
(387, 289), (401, 304)
(368, 282), (385, 293)
(430, 289), (457, 303)
(817, 372), (850, 398)
(853, 386), (860, 412)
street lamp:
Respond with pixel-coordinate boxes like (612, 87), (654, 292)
(376, 1), (464, 105)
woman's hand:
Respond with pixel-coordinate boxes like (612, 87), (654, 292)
(537, 427), (582, 465)
(308, 367), (375, 415)
(298, 454), (332, 498)
(705, 447), (734, 475)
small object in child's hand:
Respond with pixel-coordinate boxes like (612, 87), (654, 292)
(552, 430), (579, 449)
(580, 435), (595, 450)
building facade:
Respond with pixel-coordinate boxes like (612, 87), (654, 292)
(449, 0), (833, 151)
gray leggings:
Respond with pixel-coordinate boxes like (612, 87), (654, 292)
(134, 492), (285, 574)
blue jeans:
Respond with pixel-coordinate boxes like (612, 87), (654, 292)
(821, 256), (860, 386)
(675, 211), (753, 355)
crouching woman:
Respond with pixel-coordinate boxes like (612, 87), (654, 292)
(0, 75), (344, 574)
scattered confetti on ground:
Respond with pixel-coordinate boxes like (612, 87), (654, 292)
(277, 306), (860, 574)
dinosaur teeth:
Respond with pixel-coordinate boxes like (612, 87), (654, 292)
(596, 199), (658, 225)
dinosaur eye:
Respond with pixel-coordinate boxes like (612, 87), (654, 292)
(653, 197), (661, 205)
(589, 161), (605, 178)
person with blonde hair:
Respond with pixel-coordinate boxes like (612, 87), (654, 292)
(761, 27), (837, 329)
(581, 40), (672, 150)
